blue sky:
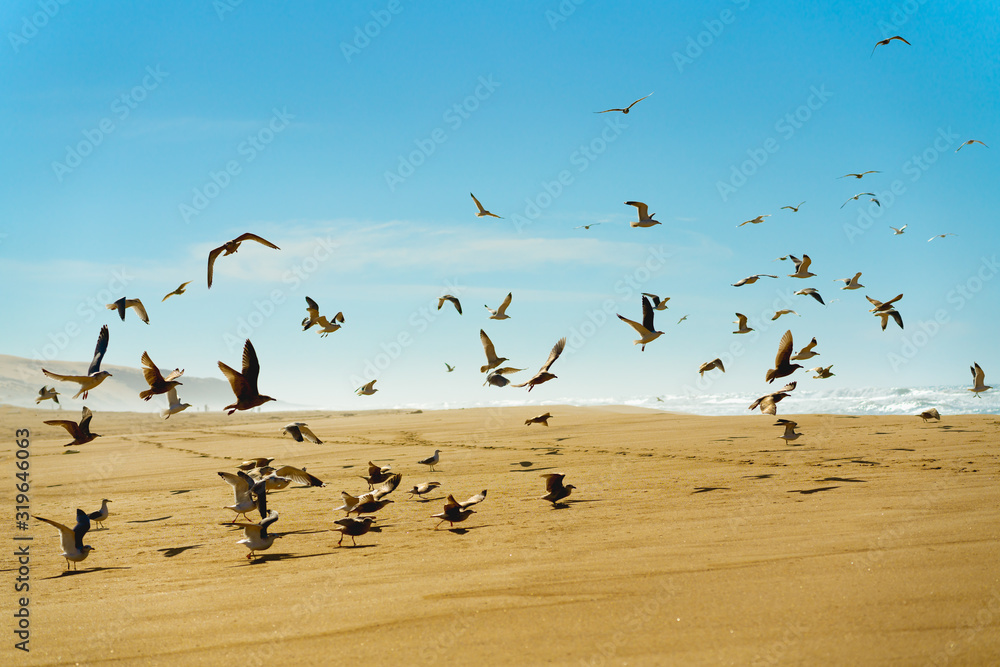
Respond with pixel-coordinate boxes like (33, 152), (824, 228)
(2, 0), (998, 411)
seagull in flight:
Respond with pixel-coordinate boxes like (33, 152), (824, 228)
(161, 386), (191, 419)
(766, 330), (803, 383)
(479, 329), (508, 373)
(732, 274), (777, 287)
(617, 295), (663, 351)
(787, 254), (816, 279)
(928, 233), (957, 242)
(624, 201), (661, 227)
(207, 232), (280, 288)
(594, 92), (652, 114)
(840, 171), (880, 179)
(42, 325), (111, 400)
(738, 215), (770, 227)
(485, 292), (513, 320)
(890, 225), (907, 235)
(732, 313), (753, 334)
(356, 380), (378, 396)
(871, 35), (911, 56)
(162, 281), (192, 302)
(219, 339), (276, 414)
(795, 288), (825, 305)
(781, 202), (805, 212)
(438, 295), (462, 315)
(541, 473), (575, 505)
(841, 193), (880, 208)
(280, 422), (322, 444)
(139, 352), (184, 401)
(969, 362), (991, 397)
(44, 407), (101, 447)
(36, 386), (60, 406)
(835, 272), (865, 290)
(470, 193), (502, 218)
(432, 495), (476, 529)
(510, 337), (567, 391)
(35, 509), (96, 570)
(791, 337), (820, 361)
(956, 139), (988, 152)
(771, 309), (799, 321)
(748, 382), (796, 415)
(106, 297), (149, 324)
(699, 358), (725, 377)
(641, 293), (670, 310)
(775, 419), (802, 442)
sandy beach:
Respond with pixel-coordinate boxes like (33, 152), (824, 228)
(4, 405), (999, 665)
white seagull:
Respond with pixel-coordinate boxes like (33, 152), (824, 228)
(87, 499), (112, 530)
(280, 423), (322, 444)
(161, 386), (191, 419)
(418, 449), (441, 472)
(617, 295), (664, 351)
(969, 363), (991, 397)
(42, 325), (111, 400)
(733, 313), (754, 334)
(624, 201), (661, 228)
(485, 292), (513, 320)
(35, 509), (95, 570)
(235, 510), (280, 560)
(835, 272), (865, 290)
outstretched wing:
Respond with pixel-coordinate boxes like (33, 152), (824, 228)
(207, 245), (225, 288)
(539, 337), (566, 374)
(88, 325), (110, 375)
(234, 232), (280, 250)
(774, 330), (794, 367)
(240, 340), (261, 393)
(273, 466), (325, 488)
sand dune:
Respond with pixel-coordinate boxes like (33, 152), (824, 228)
(5, 405), (999, 665)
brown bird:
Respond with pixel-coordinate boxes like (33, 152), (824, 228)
(748, 382), (796, 415)
(432, 494), (476, 529)
(839, 171), (880, 179)
(541, 473), (576, 504)
(334, 516), (377, 547)
(437, 295), (462, 315)
(471, 193), (502, 219)
(766, 330), (803, 383)
(871, 35), (910, 56)
(44, 406), (101, 447)
(139, 352), (183, 401)
(360, 461), (394, 489)
(841, 193), (879, 208)
(510, 337), (567, 391)
(218, 339), (276, 414)
(699, 358), (725, 377)
(301, 296), (322, 331)
(874, 309), (904, 331)
(106, 297), (149, 324)
(207, 233), (280, 288)
(956, 139), (988, 152)
(42, 325), (111, 400)
(594, 92), (652, 114)
(866, 293), (903, 312)
(781, 202), (805, 212)
(162, 281), (192, 302)
(479, 329), (508, 373)
(525, 412), (552, 426)
(918, 408), (941, 422)
(732, 274), (777, 287)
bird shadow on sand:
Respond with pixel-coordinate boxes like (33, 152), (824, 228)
(512, 461), (534, 467)
(334, 543), (378, 549)
(509, 466), (559, 473)
(408, 496), (445, 503)
(158, 545), (202, 557)
(692, 487), (730, 494)
(437, 524), (493, 534)
(169, 489), (192, 495)
(127, 516), (172, 524)
(819, 477), (866, 483)
(235, 552), (328, 566)
(787, 486), (839, 495)
(44, 566), (131, 579)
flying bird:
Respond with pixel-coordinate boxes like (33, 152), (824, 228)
(732, 313), (754, 334)
(161, 281), (192, 302)
(235, 510), (280, 560)
(484, 366), (525, 388)
(840, 171), (880, 179)
(738, 215), (770, 227)
(87, 499), (112, 530)
(732, 274), (777, 287)
(835, 272), (865, 290)
(748, 382), (796, 415)
(617, 296), (663, 351)
(890, 225), (907, 235)
(438, 295), (462, 315)
(781, 202), (805, 212)
(928, 234), (957, 242)
(956, 139), (988, 152)
(766, 330), (803, 383)
(871, 35), (911, 56)
(218, 471), (257, 523)
(791, 337), (820, 361)
(44, 406), (101, 447)
(787, 254), (816, 279)
(510, 337), (567, 391)
(432, 495), (476, 529)
(867, 293), (903, 312)
(676, 315), (689, 324)
(918, 408), (941, 422)
(479, 329), (508, 373)
(594, 92), (652, 114)
(280, 422), (322, 444)
(407, 482), (441, 499)
(356, 380), (378, 396)
(106, 297), (149, 324)
(161, 386), (191, 419)
(874, 309), (904, 331)
(485, 292), (513, 320)
(470, 193), (502, 218)
(207, 232), (280, 288)
(842, 193), (880, 208)
(302, 296), (322, 331)
(139, 351), (183, 401)
(774, 419), (801, 442)
(641, 293), (670, 310)
(42, 325), (111, 400)
(541, 473), (575, 505)
(360, 461), (394, 489)
(525, 412), (552, 426)
(35, 509), (95, 570)
(36, 386), (60, 405)
(699, 358), (725, 377)
(810, 365), (835, 379)
(219, 339), (275, 414)
(334, 516), (377, 547)
(314, 312), (345, 337)
(969, 363), (991, 397)
(445, 363), (455, 373)
(795, 288), (825, 305)
(624, 201), (661, 228)
(771, 309), (799, 321)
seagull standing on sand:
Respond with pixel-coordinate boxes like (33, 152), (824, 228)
(235, 511), (280, 560)
(139, 352), (184, 401)
(733, 313), (754, 334)
(106, 297), (149, 324)
(510, 337), (567, 391)
(280, 423), (322, 444)
(766, 330), (803, 383)
(356, 380), (378, 396)
(42, 325), (111, 400)
(162, 281), (192, 302)
(44, 407), (101, 447)
(595, 93), (652, 114)
(218, 471), (257, 523)
(624, 201), (661, 228)
(471, 193), (502, 218)
(485, 292), (513, 320)
(35, 510), (95, 570)
(207, 233), (280, 288)
(219, 340), (276, 414)
(748, 382), (796, 415)
(161, 386), (191, 419)
(418, 450), (441, 472)
(88, 499), (112, 530)
(969, 363), (991, 397)
(617, 296), (663, 351)
(541, 473), (576, 505)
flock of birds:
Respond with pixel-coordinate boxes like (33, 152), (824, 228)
(29, 34), (993, 567)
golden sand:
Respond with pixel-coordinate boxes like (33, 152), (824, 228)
(4, 405), (999, 665)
